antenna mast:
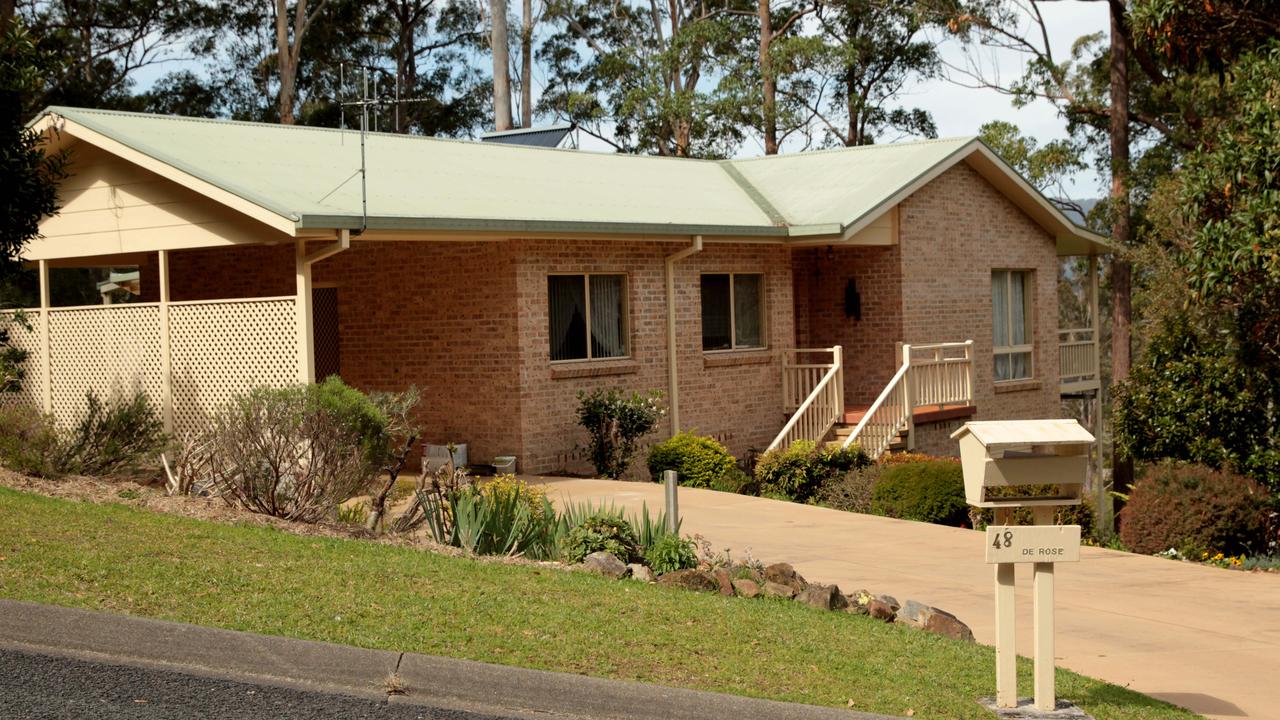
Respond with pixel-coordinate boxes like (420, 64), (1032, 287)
(338, 66), (437, 237)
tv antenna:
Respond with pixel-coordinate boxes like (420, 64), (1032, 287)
(335, 64), (436, 235)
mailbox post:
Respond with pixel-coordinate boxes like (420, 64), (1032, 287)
(952, 419), (1095, 714)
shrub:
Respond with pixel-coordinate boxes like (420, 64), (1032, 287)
(869, 460), (969, 527)
(644, 534), (698, 574)
(58, 391), (166, 476)
(441, 476), (560, 559)
(711, 465), (758, 495)
(562, 512), (641, 564)
(182, 380), (387, 523)
(0, 404), (60, 477)
(814, 463), (882, 514)
(560, 499), (677, 549)
(576, 388), (664, 479)
(1119, 462), (1270, 556)
(646, 432), (736, 488)
(754, 441), (870, 503)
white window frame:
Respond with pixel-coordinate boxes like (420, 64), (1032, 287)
(700, 272), (767, 353)
(547, 272), (630, 363)
(992, 269), (1034, 382)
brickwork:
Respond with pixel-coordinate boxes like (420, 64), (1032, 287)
(511, 239), (793, 475)
(897, 163), (1061, 435)
(792, 245), (902, 406)
(144, 238), (792, 475)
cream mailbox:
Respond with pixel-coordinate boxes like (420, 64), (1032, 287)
(951, 419), (1094, 715)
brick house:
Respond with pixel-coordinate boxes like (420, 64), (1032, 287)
(9, 107), (1106, 474)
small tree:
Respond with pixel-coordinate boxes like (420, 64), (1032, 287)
(576, 388), (664, 479)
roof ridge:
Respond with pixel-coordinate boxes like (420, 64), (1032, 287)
(727, 136), (977, 164)
(43, 106), (732, 165)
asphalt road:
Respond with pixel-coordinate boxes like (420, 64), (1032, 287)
(0, 647), (517, 720)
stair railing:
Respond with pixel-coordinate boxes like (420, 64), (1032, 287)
(768, 346), (843, 452)
(841, 344), (913, 458)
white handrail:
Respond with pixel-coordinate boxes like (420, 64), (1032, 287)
(768, 345), (843, 452)
(841, 352), (912, 457)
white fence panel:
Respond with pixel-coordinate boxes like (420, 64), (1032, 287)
(0, 310), (44, 409)
(48, 304), (164, 423)
(169, 298), (297, 435)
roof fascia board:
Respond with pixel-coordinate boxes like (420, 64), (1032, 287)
(297, 214), (790, 238)
(42, 110), (301, 237)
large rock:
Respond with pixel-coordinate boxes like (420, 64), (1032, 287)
(924, 609), (975, 643)
(712, 568), (735, 596)
(796, 584), (848, 611)
(732, 579), (762, 598)
(763, 562), (807, 591)
(657, 568), (719, 592)
(865, 597), (896, 620)
(895, 599), (975, 642)
(897, 599), (932, 628)
(628, 564), (655, 583)
(581, 552), (629, 579)
(762, 580), (798, 599)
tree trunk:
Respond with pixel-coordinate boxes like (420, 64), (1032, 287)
(1108, 0), (1133, 501)
(490, 0), (513, 131)
(759, 0), (777, 155)
(1, 0), (15, 28)
(520, 0), (533, 128)
(275, 0), (300, 125)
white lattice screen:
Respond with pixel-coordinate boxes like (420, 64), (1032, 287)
(169, 297), (298, 434)
(0, 310), (43, 409)
(4, 298), (297, 437)
(48, 304), (164, 423)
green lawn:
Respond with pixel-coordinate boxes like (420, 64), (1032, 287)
(0, 487), (1197, 719)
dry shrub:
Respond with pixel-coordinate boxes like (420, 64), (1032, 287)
(181, 379), (386, 523)
(1120, 462), (1270, 556)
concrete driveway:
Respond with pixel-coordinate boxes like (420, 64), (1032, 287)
(534, 477), (1280, 720)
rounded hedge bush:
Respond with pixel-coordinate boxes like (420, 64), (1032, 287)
(562, 513), (641, 564)
(646, 432), (736, 489)
(754, 441), (871, 503)
(869, 460), (969, 527)
(1119, 462), (1270, 556)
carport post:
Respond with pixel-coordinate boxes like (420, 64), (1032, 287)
(295, 240), (315, 384)
(157, 250), (174, 433)
(37, 259), (51, 414)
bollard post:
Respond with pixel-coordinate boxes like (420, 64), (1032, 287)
(663, 470), (679, 533)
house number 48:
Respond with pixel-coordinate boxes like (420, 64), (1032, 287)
(992, 530), (1013, 550)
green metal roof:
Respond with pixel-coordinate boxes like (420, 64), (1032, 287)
(36, 106), (1104, 248)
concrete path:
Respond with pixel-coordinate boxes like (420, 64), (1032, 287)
(0, 600), (894, 720)
(535, 477), (1280, 720)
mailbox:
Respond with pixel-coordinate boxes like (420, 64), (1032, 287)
(950, 419), (1094, 508)
(953, 418), (1096, 714)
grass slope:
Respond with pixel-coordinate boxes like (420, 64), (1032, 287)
(0, 488), (1196, 719)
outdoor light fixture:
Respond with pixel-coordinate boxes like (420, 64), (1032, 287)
(844, 278), (862, 321)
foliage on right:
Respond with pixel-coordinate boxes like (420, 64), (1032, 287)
(1119, 462), (1272, 557)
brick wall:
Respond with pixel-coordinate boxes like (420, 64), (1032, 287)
(792, 245), (902, 406)
(146, 238), (793, 475)
(511, 239), (793, 475)
(897, 162), (1061, 445)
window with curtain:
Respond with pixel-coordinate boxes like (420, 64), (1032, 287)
(548, 274), (627, 361)
(992, 270), (1033, 381)
(701, 273), (764, 351)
